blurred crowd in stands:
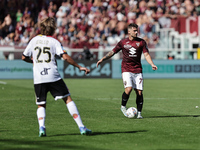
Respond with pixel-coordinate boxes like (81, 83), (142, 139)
(0, 0), (200, 50)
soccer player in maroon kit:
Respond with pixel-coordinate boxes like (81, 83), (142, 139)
(96, 23), (157, 118)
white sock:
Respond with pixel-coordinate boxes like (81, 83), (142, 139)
(37, 107), (46, 128)
(67, 101), (84, 128)
(121, 105), (126, 108)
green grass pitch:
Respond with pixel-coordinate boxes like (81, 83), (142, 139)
(0, 79), (200, 150)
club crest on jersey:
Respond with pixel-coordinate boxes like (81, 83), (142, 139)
(124, 44), (132, 49)
(136, 43), (140, 47)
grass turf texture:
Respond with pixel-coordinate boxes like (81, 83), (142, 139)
(0, 79), (200, 150)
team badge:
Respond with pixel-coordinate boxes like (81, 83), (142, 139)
(136, 43), (140, 47)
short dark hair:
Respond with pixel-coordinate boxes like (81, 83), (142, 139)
(40, 17), (56, 36)
(128, 23), (138, 29)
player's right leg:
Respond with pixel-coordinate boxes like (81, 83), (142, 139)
(121, 88), (132, 117)
(34, 83), (48, 137)
(63, 96), (92, 135)
(121, 72), (133, 117)
(50, 79), (92, 135)
(79, 126), (92, 135)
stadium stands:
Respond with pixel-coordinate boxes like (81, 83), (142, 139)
(0, 0), (200, 60)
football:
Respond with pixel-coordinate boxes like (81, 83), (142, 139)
(126, 107), (138, 118)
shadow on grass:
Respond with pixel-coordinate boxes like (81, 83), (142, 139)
(0, 139), (83, 150)
(49, 130), (147, 137)
(146, 115), (200, 118)
(91, 130), (147, 136)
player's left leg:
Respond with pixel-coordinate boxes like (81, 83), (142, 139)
(133, 73), (144, 119)
(63, 96), (92, 135)
(135, 90), (143, 119)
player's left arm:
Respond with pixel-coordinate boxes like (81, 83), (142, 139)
(62, 53), (90, 74)
(143, 52), (157, 70)
(22, 39), (34, 63)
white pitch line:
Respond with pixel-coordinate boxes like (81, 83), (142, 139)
(0, 81), (7, 85)
(93, 97), (200, 100)
(145, 97), (200, 100)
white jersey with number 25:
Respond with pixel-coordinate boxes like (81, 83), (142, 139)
(23, 35), (64, 84)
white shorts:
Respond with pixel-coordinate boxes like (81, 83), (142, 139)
(122, 72), (143, 90)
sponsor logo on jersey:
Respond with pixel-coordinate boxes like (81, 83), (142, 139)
(124, 44), (132, 49)
(40, 68), (51, 75)
(129, 47), (137, 57)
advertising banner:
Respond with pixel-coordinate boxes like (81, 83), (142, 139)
(1, 60), (200, 79)
(0, 60), (63, 79)
(112, 60), (200, 79)
(64, 60), (112, 78)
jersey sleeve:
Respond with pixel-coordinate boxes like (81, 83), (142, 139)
(142, 40), (149, 53)
(55, 40), (66, 56)
(112, 40), (123, 53)
(23, 40), (33, 57)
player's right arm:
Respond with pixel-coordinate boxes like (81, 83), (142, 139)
(96, 50), (115, 68)
(97, 39), (123, 68)
(62, 53), (90, 74)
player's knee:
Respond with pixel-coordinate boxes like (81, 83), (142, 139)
(135, 89), (142, 95)
(38, 104), (46, 108)
(63, 96), (72, 104)
(125, 87), (132, 94)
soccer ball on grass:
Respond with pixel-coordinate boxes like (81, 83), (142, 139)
(126, 107), (137, 118)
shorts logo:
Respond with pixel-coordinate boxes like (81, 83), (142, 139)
(41, 68), (50, 75)
(124, 81), (127, 86)
(139, 78), (143, 84)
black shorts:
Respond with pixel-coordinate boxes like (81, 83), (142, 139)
(34, 79), (70, 105)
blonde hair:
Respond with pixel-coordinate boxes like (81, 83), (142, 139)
(40, 17), (56, 36)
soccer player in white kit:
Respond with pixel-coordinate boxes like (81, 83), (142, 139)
(97, 23), (157, 119)
(22, 17), (92, 136)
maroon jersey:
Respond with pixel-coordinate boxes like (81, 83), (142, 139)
(112, 37), (149, 73)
